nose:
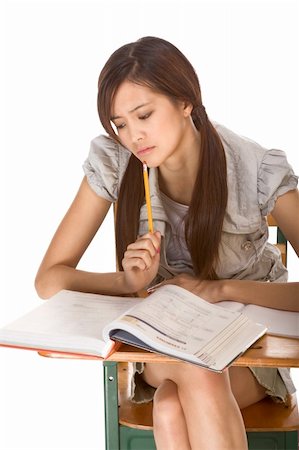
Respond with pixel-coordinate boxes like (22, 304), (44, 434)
(129, 125), (144, 146)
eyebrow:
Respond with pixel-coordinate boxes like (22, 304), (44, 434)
(110, 102), (151, 121)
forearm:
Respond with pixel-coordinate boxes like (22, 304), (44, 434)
(221, 280), (299, 312)
(35, 264), (132, 299)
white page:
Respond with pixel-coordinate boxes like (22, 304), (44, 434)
(103, 285), (266, 370)
(215, 301), (245, 312)
(0, 290), (140, 355)
(242, 304), (299, 338)
(216, 301), (299, 338)
(104, 284), (240, 353)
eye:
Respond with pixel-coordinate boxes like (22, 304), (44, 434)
(139, 112), (152, 120)
(115, 122), (126, 130)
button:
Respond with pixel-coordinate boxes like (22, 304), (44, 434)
(241, 240), (252, 251)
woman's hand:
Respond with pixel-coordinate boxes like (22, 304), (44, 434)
(122, 231), (161, 293)
(153, 274), (299, 311)
(149, 273), (225, 303)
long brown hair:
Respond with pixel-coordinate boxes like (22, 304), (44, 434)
(97, 37), (227, 279)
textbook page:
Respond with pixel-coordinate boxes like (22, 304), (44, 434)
(104, 284), (266, 371)
(216, 301), (299, 338)
(0, 290), (140, 356)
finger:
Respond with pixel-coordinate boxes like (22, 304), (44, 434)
(150, 231), (161, 253)
(122, 257), (148, 272)
(147, 231), (161, 252)
(127, 236), (159, 258)
(124, 248), (154, 269)
(137, 231), (161, 249)
(147, 281), (164, 293)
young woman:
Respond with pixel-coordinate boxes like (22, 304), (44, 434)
(35, 37), (299, 449)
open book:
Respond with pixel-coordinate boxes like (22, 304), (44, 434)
(0, 285), (296, 372)
(216, 300), (299, 339)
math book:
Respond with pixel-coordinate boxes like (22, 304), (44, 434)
(0, 284), (292, 372)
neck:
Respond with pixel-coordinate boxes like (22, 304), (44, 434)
(158, 126), (201, 205)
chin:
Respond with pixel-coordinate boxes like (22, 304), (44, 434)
(144, 161), (160, 169)
(135, 155), (159, 168)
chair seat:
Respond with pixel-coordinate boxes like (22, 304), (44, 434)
(118, 362), (153, 430)
(241, 394), (299, 432)
(118, 363), (299, 432)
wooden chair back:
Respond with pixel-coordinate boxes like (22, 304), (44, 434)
(268, 214), (287, 266)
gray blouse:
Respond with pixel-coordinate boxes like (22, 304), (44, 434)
(83, 122), (298, 398)
(83, 122), (298, 284)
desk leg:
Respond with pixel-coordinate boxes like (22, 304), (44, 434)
(103, 361), (119, 450)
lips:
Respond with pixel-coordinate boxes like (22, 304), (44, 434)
(137, 146), (155, 157)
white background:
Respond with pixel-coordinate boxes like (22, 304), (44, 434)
(1, 1), (299, 449)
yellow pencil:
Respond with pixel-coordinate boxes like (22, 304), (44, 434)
(143, 162), (154, 233)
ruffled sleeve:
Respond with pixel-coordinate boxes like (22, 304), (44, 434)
(82, 135), (131, 202)
(257, 149), (298, 216)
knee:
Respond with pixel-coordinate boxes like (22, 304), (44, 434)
(175, 365), (232, 401)
(152, 379), (182, 428)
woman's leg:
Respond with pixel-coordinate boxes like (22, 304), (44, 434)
(228, 366), (267, 409)
(152, 379), (191, 450)
(143, 363), (266, 450)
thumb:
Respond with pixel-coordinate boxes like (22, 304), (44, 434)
(154, 231), (161, 253)
(154, 230), (161, 239)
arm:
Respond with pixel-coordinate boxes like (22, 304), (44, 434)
(35, 177), (128, 298)
(271, 188), (299, 256)
(220, 189), (299, 311)
(220, 280), (299, 312)
(159, 275), (299, 312)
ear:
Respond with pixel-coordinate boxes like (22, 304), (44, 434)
(182, 102), (193, 117)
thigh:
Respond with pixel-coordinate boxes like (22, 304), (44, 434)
(228, 366), (266, 409)
(142, 362), (185, 388)
(143, 361), (231, 391)
(142, 363), (266, 409)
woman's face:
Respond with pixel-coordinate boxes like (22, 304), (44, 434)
(110, 81), (193, 168)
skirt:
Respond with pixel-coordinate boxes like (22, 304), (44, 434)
(129, 363), (296, 405)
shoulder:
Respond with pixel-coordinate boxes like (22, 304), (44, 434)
(213, 121), (267, 166)
(88, 134), (131, 169)
(82, 134), (131, 202)
(212, 122), (298, 230)
(214, 122), (296, 177)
